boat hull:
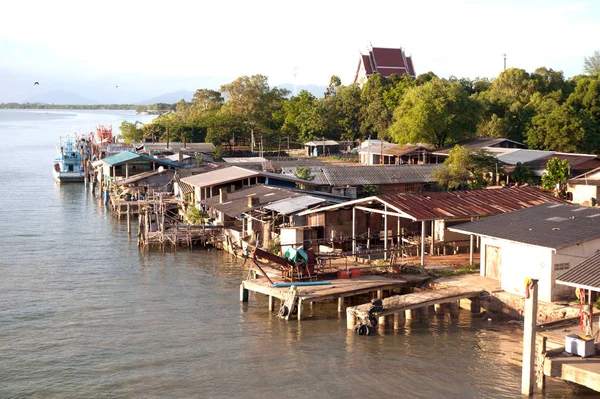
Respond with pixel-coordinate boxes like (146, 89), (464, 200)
(53, 168), (85, 183)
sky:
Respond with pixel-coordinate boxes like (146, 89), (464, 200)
(1, 0), (600, 103)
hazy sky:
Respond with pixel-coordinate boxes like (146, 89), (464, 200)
(1, 0), (599, 102)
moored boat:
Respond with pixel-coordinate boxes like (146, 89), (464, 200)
(53, 136), (85, 183)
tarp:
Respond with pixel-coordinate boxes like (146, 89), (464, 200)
(284, 247), (308, 263)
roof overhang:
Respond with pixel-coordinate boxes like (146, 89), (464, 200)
(297, 196), (417, 221)
(555, 280), (600, 292)
(447, 227), (556, 250)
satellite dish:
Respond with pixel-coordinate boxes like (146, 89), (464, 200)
(158, 166), (164, 173)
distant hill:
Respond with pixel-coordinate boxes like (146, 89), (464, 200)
(24, 90), (99, 105)
(138, 90), (194, 105)
(277, 83), (328, 98)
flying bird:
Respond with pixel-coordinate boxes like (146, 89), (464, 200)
(115, 85), (118, 88)
(34, 82), (39, 85)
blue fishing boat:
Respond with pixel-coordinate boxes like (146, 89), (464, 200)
(53, 136), (85, 182)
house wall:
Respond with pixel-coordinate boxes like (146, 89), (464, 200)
(554, 237), (600, 299)
(567, 184), (599, 205)
(480, 237), (555, 302)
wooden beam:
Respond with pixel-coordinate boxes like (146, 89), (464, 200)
(352, 206), (356, 257)
(384, 205), (388, 260)
(354, 205), (410, 219)
(420, 220), (426, 272)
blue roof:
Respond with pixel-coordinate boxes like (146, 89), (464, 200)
(101, 151), (179, 168)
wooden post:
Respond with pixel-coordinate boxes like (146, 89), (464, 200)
(352, 206), (357, 259)
(239, 284), (249, 302)
(420, 220), (426, 272)
(346, 308), (356, 330)
(377, 290), (383, 299)
(536, 336), (547, 394)
(268, 295), (274, 312)
(126, 203), (131, 235)
(393, 313), (402, 330)
(338, 297), (344, 313)
(469, 234), (474, 266)
(587, 289), (594, 337)
(405, 309), (413, 319)
(521, 280), (538, 396)
(297, 299), (303, 321)
(384, 205), (388, 260)
(378, 315), (386, 327)
(434, 303), (444, 315)
(430, 220), (435, 256)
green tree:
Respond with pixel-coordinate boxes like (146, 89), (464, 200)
(294, 167), (315, 181)
(432, 145), (498, 190)
(321, 84), (362, 140)
(324, 75), (342, 97)
(513, 163), (534, 185)
(541, 157), (571, 197)
(192, 89), (224, 111)
(362, 184), (381, 197)
(360, 74), (392, 140)
(186, 206), (209, 226)
(389, 79), (482, 148)
(118, 120), (143, 143)
(281, 90), (324, 143)
(583, 50), (600, 75)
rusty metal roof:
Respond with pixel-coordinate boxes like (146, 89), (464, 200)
(557, 251), (600, 291)
(378, 186), (564, 221)
(299, 186), (564, 221)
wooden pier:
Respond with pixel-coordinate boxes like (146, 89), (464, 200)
(240, 274), (429, 320)
(346, 286), (485, 331)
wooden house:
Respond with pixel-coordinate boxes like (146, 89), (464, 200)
(297, 187), (563, 265)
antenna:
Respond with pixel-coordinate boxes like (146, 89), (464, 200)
(293, 67), (298, 96)
(503, 53), (507, 71)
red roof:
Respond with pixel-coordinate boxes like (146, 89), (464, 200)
(357, 46), (416, 81)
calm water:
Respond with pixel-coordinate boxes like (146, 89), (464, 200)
(0, 109), (595, 399)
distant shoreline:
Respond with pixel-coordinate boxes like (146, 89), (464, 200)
(0, 103), (140, 110)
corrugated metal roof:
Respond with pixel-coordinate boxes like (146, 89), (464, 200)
(305, 140), (339, 146)
(166, 154), (192, 162)
(299, 187), (564, 221)
(222, 157), (268, 163)
(557, 252), (600, 291)
(143, 143), (216, 152)
(357, 144), (432, 156)
(433, 138), (526, 155)
(101, 151), (179, 167)
(281, 164), (439, 186)
(263, 196), (328, 215)
(181, 166), (311, 189)
(448, 203), (600, 249)
(203, 185), (301, 218)
(378, 186), (563, 221)
(496, 149), (554, 165)
(116, 169), (175, 185)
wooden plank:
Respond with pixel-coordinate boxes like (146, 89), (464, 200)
(349, 287), (484, 318)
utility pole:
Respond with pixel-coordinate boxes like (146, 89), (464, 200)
(503, 53), (507, 71)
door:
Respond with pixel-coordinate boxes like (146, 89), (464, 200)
(485, 245), (501, 279)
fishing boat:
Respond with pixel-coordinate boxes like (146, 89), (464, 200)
(53, 136), (85, 182)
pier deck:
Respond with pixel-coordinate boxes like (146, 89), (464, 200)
(240, 274), (428, 320)
(542, 347), (600, 392)
(346, 286), (485, 329)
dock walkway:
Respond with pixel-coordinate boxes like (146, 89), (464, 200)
(240, 274), (428, 320)
(346, 286), (485, 330)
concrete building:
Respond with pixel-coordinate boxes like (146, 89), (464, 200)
(448, 203), (600, 302)
(567, 166), (600, 205)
